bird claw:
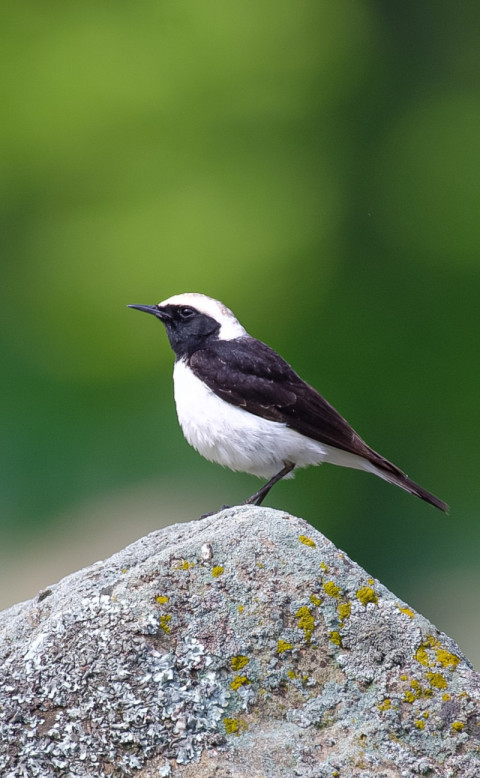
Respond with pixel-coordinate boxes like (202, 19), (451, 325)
(200, 504), (231, 519)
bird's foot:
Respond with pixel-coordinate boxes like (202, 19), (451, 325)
(200, 504), (231, 519)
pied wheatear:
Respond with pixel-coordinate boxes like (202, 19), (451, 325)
(129, 293), (448, 512)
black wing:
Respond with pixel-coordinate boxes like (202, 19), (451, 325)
(189, 337), (449, 512)
(188, 337), (375, 461)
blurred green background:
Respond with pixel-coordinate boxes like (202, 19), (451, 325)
(1, 2), (479, 666)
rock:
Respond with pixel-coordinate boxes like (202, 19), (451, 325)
(0, 506), (479, 777)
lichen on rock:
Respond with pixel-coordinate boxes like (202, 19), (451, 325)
(0, 506), (479, 777)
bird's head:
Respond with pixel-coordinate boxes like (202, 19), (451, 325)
(128, 293), (247, 358)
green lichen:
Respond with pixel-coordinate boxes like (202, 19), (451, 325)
(299, 535), (316, 547)
(277, 639), (293, 654)
(377, 699), (391, 711)
(231, 655), (249, 671)
(329, 630), (342, 647)
(174, 560), (195, 570)
(436, 648), (460, 668)
(426, 672), (447, 690)
(396, 603), (414, 619)
(230, 675), (250, 691)
(310, 594), (322, 606)
(415, 636), (461, 671)
(296, 606), (314, 643)
(160, 614), (171, 634)
(224, 718), (240, 734)
(338, 602), (351, 621)
(415, 645), (430, 666)
(356, 586), (378, 606)
(212, 566), (224, 578)
(223, 718), (247, 734)
(323, 581), (340, 598)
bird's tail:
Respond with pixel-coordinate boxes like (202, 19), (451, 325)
(364, 450), (449, 513)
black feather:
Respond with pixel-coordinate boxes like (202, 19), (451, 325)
(189, 337), (449, 513)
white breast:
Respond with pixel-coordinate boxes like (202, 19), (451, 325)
(172, 360), (335, 479)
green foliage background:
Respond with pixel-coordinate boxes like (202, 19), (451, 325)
(1, 2), (479, 665)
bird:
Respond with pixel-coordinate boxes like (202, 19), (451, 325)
(128, 293), (448, 513)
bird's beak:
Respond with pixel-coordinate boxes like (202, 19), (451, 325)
(127, 304), (171, 321)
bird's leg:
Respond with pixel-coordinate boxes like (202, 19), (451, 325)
(243, 461), (295, 506)
(200, 504), (230, 519)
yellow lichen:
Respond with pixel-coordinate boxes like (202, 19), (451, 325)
(404, 691), (416, 703)
(452, 721), (464, 732)
(415, 719), (425, 730)
(277, 639), (293, 654)
(323, 581), (340, 598)
(230, 675), (250, 691)
(436, 649), (460, 669)
(396, 603), (415, 619)
(338, 602), (351, 621)
(423, 711), (429, 718)
(156, 595), (169, 604)
(329, 631), (342, 647)
(426, 672), (447, 690)
(368, 578), (375, 585)
(296, 606), (315, 643)
(174, 560), (195, 570)
(238, 605), (244, 613)
(160, 614), (171, 634)
(231, 655), (249, 671)
(415, 645), (430, 666)
(223, 718), (240, 734)
(320, 561), (329, 572)
(287, 670), (297, 680)
(299, 535), (316, 547)
(400, 674), (408, 681)
(310, 594), (322, 606)
(442, 693), (451, 701)
(377, 699), (391, 711)
(223, 717), (247, 734)
(356, 586), (378, 606)
(415, 635), (454, 668)
(212, 566), (224, 578)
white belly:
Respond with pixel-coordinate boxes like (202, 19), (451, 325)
(172, 360), (333, 479)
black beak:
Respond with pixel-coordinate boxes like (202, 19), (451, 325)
(128, 304), (171, 321)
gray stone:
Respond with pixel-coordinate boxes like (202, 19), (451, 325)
(0, 506), (479, 777)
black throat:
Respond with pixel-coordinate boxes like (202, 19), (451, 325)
(160, 308), (221, 359)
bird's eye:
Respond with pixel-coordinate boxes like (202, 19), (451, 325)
(179, 306), (196, 319)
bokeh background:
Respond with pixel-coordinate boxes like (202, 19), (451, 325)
(1, 2), (479, 666)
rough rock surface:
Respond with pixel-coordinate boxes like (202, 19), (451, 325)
(0, 506), (479, 778)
